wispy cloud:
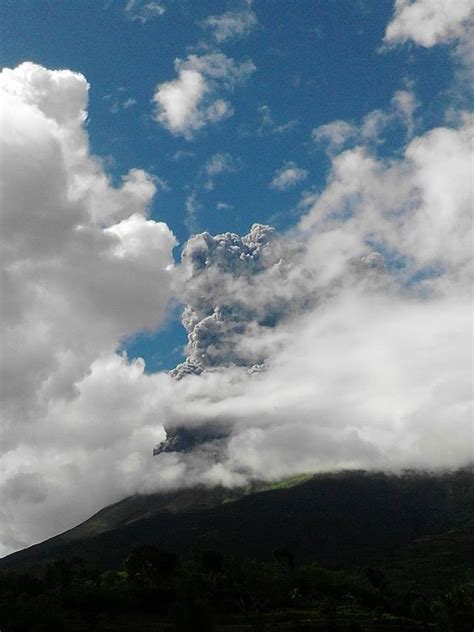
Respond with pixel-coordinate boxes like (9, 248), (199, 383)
(201, 2), (257, 43)
(124, 0), (165, 23)
(203, 152), (241, 190)
(184, 190), (201, 233)
(103, 86), (138, 114)
(181, 153), (241, 231)
(257, 105), (298, 135)
(172, 149), (195, 162)
(217, 201), (233, 211)
(312, 89), (419, 153)
(123, 97), (137, 109)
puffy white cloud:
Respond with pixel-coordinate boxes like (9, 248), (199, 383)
(153, 53), (255, 139)
(0, 63), (176, 554)
(384, 0), (473, 47)
(201, 3), (257, 43)
(304, 116), (473, 278)
(0, 355), (177, 555)
(154, 69), (210, 137)
(383, 0), (474, 79)
(0, 63), (88, 125)
(269, 161), (308, 190)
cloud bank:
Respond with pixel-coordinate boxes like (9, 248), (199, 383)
(159, 110), (472, 484)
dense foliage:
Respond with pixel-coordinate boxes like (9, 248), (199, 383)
(1, 545), (472, 631)
(2, 471), (472, 630)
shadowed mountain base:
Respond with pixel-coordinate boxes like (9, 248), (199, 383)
(1, 468), (472, 577)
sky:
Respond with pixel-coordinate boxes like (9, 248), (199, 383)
(0, 0), (473, 555)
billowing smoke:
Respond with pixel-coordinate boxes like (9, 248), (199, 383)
(171, 224), (387, 381)
(171, 223), (306, 378)
(159, 224), (389, 455)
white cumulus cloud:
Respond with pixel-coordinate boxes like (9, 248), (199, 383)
(383, 0), (474, 79)
(153, 53), (255, 139)
(0, 63), (177, 555)
(384, 0), (473, 47)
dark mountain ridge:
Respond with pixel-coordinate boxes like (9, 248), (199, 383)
(2, 467), (472, 574)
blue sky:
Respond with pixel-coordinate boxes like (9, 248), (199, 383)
(0, 0), (460, 371)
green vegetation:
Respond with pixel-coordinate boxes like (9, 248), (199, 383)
(1, 545), (473, 631)
(260, 472), (315, 492)
(3, 469), (472, 572)
(1, 469), (472, 630)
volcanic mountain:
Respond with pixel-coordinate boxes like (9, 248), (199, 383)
(1, 467), (473, 586)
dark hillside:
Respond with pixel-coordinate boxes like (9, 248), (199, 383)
(1, 468), (472, 573)
(54, 485), (252, 544)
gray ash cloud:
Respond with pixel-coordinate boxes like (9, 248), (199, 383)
(159, 223), (388, 457)
(162, 223), (306, 455)
(153, 422), (229, 458)
(170, 223), (308, 379)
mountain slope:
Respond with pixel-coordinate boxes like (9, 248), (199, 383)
(1, 468), (472, 573)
